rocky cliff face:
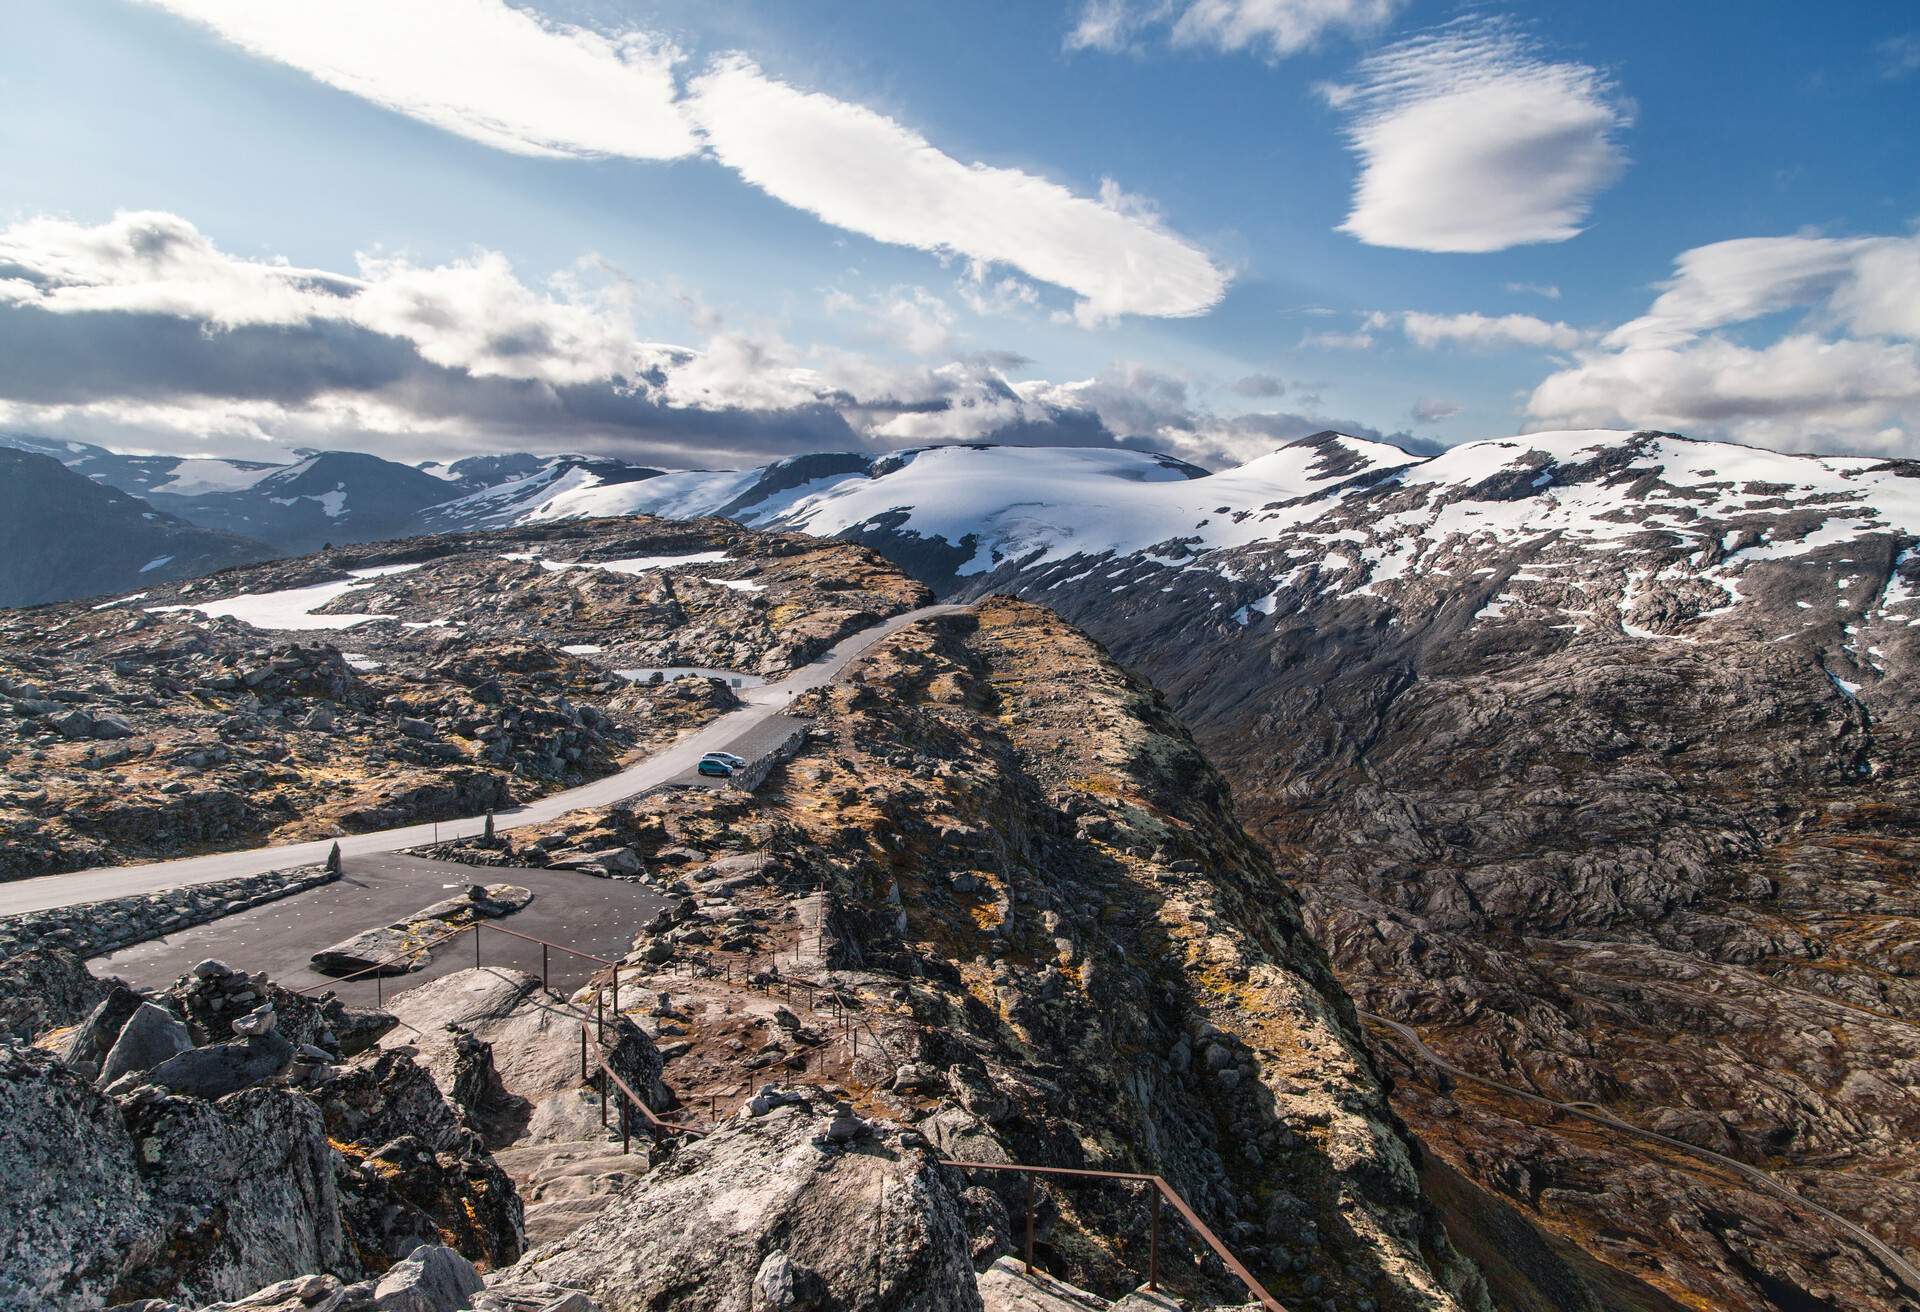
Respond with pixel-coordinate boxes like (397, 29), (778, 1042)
(0, 517), (924, 878)
(448, 600), (1490, 1310)
(921, 432), (1920, 1311)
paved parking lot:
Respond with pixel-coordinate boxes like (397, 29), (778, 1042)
(95, 852), (669, 1011)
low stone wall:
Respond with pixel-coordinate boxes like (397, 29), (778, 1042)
(727, 726), (808, 793)
(0, 864), (338, 962)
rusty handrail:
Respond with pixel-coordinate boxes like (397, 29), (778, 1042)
(580, 1021), (708, 1152)
(940, 1158), (1287, 1312)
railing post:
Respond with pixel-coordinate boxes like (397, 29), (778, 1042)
(1025, 1172), (1036, 1275)
(612, 965), (619, 1019)
(542, 944), (549, 992)
(580, 1025), (587, 1079)
(474, 923), (481, 969)
(376, 970), (383, 1007)
(597, 988), (604, 1042)
(1149, 1184), (1160, 1292)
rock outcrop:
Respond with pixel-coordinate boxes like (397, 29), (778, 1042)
(0, 1045), (346, 1309)
(494, 1102), (981, 1312)
(0, 951), (522, 1312)
(311, 884), (534, 977)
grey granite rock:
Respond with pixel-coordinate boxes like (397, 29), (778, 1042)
(489, 1105), (980, 1312)
(100, 1002), (194, 1085)
(371, 1245), (484, 1312)
(146, 1032), (294, 1100)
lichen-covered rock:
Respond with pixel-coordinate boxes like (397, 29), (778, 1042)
(115, 1086), (349, 1306)
(310, 885), (535, 978)
(0, 946), (105, 1042)
(0, 1046), (350, 1311)
(493, 1104), (980, 1311)
(312, 1047), (524, 1267)
(0, 1046), (155, 1311)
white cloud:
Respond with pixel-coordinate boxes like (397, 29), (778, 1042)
(1527, 229), (1920, 453)
(1068, 0), (1404, 59)
(0, 209), (1236, 465)
(1301, 328), (1375, 350)
(686, 58), (1227, 325)
(1505, 281), (1561, 299)
(1411, 397), (1462, 422)
(1065, 0), (1146, 53)
(824, 285), (957, 356)
(1605, 233), (1920, 349)
(1172, 0), (1405, 58)
(1330, 18), (1631, 252)
(0, 211), (645, 386)
(1396, 310), (1589, 351)
(140, 0), (697, 160)
(146, 1), (1225, 327)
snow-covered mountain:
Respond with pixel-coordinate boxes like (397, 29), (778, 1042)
(0, 448), (274, 606)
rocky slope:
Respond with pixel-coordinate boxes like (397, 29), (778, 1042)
(896, 431), (1920, 1312)
(430, 600), (1515, 1310)
(0, 948), (522, 1311)
(0, 448), (275, 608)
(0, 516), (924, 878)
(0, 597), (1514, 1312)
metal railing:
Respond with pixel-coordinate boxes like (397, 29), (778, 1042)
(940, 1159), (1287, 1312)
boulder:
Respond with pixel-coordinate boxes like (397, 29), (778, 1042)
(100, 1002), (194, 1085)
(50, 708), (98, 738)
(58, 981), (144, 1076)
(190, 1273), (348, 1310)
(487, 1106), (981, 1311)
(311, 926), (430, 978)
(372, 1244), (485, 1312)
(146, 1032), (294, 1100)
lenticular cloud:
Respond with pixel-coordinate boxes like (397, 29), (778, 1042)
(1330, 18), (1631, 253)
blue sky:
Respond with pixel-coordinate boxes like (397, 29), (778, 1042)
(1, 0), (1916, 469)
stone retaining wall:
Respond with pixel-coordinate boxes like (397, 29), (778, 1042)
(0, 864), (338, 962)
(727, 726), (808, 793)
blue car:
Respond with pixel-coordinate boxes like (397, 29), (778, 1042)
(697, 757), (734, 778)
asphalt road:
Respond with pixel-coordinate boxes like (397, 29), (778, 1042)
(2, 603), (965, 916)
(1360, 1009), (1920, 1296)
(95, 853), (670, 1013)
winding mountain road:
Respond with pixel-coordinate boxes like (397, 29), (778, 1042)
(0, 603), (966, 917)
(1360, 1010), (1920, 1296)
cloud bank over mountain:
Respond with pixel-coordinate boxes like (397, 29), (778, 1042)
(0, 211), (1346, 468)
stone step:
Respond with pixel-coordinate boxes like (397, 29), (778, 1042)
(976, 1256), (1112, 1311)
